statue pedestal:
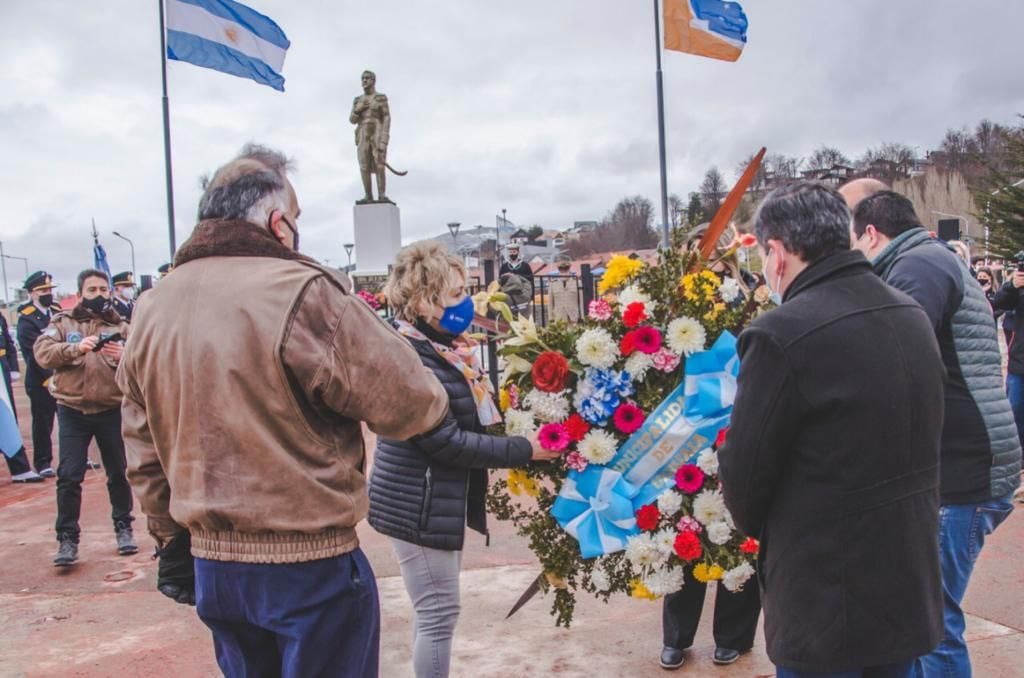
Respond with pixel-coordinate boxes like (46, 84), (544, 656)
(352, 202), (402, 276)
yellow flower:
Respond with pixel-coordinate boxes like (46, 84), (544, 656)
(598, 255), (645, 294)
(680, 273), (702, 303)
(545, 571), (569, 589)
(703, 303), (726, 323)
(630, 579), (658, 600)
(708, 564), (725, 581)
(692, 563), (713, 583)
(507, 469), (526, 496)
(522, 476), (540, 498)
(499, 388), (511, 412)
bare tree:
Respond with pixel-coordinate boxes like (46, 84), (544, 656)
(735, 153), (769, 199)
(858, 142), (917, 182)
(806, 145), (851, 171)
(700, 167), (727, 217)
(566, 195), (658, 256)
(765, 154), (802, 183)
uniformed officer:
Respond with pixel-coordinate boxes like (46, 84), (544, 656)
(110, 271), (136, 321)
(1, 311), (43, 482)
(157, 263), (173, 280)
(34, 268), (136, 567)
(16, 271), (59, 478)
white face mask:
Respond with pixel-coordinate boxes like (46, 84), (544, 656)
(763, 248), (784, 305)
(118, 287), (136, 301)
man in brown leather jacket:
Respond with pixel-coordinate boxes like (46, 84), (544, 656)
(34, 269), (136, 567)
(116, 143), (448, 678)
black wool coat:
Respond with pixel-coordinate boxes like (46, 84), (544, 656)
(718, 250), (945, 672)
(368, 331), (531, 551)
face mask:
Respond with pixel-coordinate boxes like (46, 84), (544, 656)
(762, 249), (784, 306)
(38, 293), (53, 307)
(81, 295), (110, 314)
(438, 296), (475, 335)
(118, 288), (136, 301)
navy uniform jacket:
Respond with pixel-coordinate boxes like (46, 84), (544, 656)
(16, 301), (59, 390)
(111, 297), (134, 322)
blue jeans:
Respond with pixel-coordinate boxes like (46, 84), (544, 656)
(915, 496), (1015, 677)
(776, 661), (914, 678)
(195, 548), (380, 678)
(1006, 373), (1024, 448)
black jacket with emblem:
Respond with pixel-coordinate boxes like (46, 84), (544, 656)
(16, 301), (61, 392)
(368, 323), (532, 551)
(719, 250), (945, 673)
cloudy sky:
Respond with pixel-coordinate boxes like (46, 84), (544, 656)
(1, 0), (1022, 296)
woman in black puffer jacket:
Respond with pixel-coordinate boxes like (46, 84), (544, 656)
(369, 241), (555, 678)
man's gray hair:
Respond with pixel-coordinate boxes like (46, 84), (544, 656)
(197, 143), (294, 224)
(754, 181), (852, 263)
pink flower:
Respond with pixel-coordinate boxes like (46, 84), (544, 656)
(357, 289), (381, 310)
(632, 326), (663, 355)
(677, 516), (703, 534)
(588, 299), (613, 321)
(652, 348), (681, 373)
(538, 423), (570, 452)
(613, 403), (645, 434)
(508, 384), (520, 410)
(565, 451), (589, 472)
(674, 464), (705, 494)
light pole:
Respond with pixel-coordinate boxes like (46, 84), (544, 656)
(112, 231), (136, 282)
(344, 243), (355, 271)
(447, 222), (461, 244)
(3, 254), (28, 281)
(499, 209), (506, 252)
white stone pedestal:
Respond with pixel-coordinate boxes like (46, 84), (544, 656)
(353, 202), (402, 275)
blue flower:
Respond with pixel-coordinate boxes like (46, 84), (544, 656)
(574, 368), (635, 426)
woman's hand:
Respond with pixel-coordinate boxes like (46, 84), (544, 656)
(528, 431), (562, 462)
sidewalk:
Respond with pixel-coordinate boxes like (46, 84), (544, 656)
(2, 404), (1022, 677)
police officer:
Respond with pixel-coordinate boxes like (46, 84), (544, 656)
(110, 271), (136, 321)
(157, 262), (173, 281)
(34, 268), (136, 567)
(16, 271), (59, 478)
(1, 311), (42, 482)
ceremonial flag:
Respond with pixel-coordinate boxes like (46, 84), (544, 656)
(664, 0), (749, 62)
(92, 219), (111, 279)
(0, 379), (22, 459)
(165, 0), (290, 91)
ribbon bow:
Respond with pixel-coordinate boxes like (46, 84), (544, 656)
(683, 331), (739, 418)
(551, 466), (641, 560)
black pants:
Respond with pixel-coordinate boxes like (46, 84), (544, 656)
(662, 570), (762, 651)
(55, 405), (133, 542)
(26, 379), (55, 470)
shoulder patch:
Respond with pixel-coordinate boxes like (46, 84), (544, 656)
(20, 306), (36, 316)
(67, 332), (82, 344)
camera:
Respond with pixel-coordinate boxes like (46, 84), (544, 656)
(1015, 251), (1024, 273)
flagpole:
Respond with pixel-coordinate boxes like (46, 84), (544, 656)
(159, 0), (177, 260)
(653, 0), (671, 249)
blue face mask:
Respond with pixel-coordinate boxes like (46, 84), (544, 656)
(438, 295), (475, 335)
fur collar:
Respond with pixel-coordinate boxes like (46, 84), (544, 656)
(175, 219), (316, 267)
(70, 304), (123, 325)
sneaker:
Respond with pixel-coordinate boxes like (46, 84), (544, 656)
(116, 526), (138, 555)
(38, 467), (56, 478)
(54, 538), (79, 567)
(712, 648), (741, 665)
(86, 461), (102, 470)
(659, 646), (686, 670)
(11, 471), (44, 483)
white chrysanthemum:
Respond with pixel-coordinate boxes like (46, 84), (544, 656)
(618, 285), (656, 314)
(504, 409), (535, 437)
(696, 449), (719, 476)
(578, 429), (618, 465)
(575, 328), (619, 369)
(523, 390), (570, 423)
(590, 564), (611, 593)
(719, 276), (742, 303)
(625, 352), (654, 383)
(723, 507), (736, 530)
(666, 317), (707, 356)
(707, 521), (733, 545)
(643, 566), (685, 597)
(692, 489), (727, 527)
(722, 562), (756, 593)
(656, 489), (683, 515)
(625, 533), (666, 569)
(653, 527), (677, 556)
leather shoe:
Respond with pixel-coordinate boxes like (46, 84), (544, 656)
(713, 647), (740, 665)
(659, 646), (686, 670)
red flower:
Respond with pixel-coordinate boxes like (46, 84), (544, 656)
(673, 530), (703, 562)
(531, 351), (570, 393)
(622, 302), (647, 328)
(740, 537), (760, 555)
(631, 326), (663, 355)
(613, 402), (645, 434)
(715, 428), (729, 449)
(564, 414), (590, 442)
(620, 332), (637, 357)
(636, 504), (661, 532)
(675, 464), (705, 494)
(738, 233), (758, 249)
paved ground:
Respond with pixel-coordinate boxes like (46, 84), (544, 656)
(2, 387), (1023, 677)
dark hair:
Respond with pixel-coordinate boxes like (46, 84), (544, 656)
(77, 269), (110, 292)
(975, 267), (994, 281)
(753, 181), (851, 263)
(197, 143), (292, 222)
(852, 190), (923, 239)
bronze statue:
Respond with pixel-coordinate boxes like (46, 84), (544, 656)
(350, 70), (406, 204)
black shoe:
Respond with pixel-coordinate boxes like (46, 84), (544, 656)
(659, 646), (686, 670)
(54, 538), (79, 567)
(38, 467), (56, 478)
(712, 648), (740, 665)
(115, 525), (138, 555)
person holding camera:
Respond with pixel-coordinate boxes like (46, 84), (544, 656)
(994, 258), (1024, 454)
(33, 269), (136, 567)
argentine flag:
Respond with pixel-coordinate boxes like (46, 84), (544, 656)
(0, 379), (22, 459)
(166, 0), (290, 91)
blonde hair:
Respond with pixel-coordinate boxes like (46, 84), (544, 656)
(385, 241), (467, 322)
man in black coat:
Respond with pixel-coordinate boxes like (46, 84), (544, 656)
(718, 182), (946, 676)
(16, 270), (60, 477)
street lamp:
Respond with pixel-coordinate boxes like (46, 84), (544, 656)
(447, 222), (461, 243)
(3, 254), (29, 280)
(112, 231), (136, 283)
(343, 243), (355, 271)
